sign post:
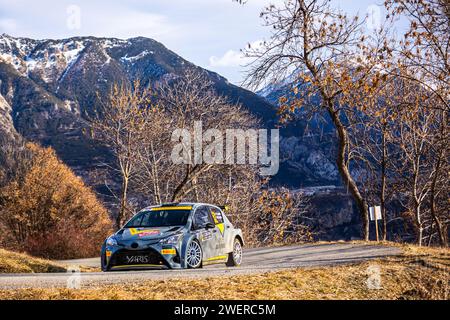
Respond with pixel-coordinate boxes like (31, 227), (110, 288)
(369, 206), (382, 242)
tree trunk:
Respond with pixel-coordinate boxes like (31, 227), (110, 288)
(150, 142), (162, 204)
(415, 203), (423, 247)
(429, 163), (447, 246)
(428, 111), (447, 246)
(380, 130), (387, 241)
(117, 175), (129, 231)
(327, 106), (369, 240)
(171, 165), (192, 202)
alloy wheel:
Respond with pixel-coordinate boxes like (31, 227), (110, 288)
(186, 240), (202, 268)
(233, 240), (242, 265)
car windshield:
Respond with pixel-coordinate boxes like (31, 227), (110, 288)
(124, 209), (191, 228)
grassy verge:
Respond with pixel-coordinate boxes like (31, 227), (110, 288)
(0, 249), (66, 273)
(0, 244), (447, 300)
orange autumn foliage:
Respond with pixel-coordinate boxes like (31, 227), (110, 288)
(0, 143), (112, 259)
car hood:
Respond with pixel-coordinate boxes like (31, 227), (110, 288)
(117, 226), (182, 242)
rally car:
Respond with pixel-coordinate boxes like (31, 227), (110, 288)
(101, 203), (243, 271)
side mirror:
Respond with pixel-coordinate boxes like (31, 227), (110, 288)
(205, 222), (215, 230)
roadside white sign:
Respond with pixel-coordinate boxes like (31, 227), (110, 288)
(369, 206), (382, 221)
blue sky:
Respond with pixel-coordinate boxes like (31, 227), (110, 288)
(0, 0), (397, 85)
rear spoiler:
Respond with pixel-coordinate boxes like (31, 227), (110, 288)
(218, 205), (230, 212)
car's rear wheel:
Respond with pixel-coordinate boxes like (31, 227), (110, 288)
(226, 238), (242, 267)
(186, 240), (202, 269)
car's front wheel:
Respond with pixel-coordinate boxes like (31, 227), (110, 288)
(186, 240), (203, 269)
(101, 251), (109, 272)
(226, 238), (242, 267)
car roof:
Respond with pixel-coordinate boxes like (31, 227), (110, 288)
(142, 202), (221, 210)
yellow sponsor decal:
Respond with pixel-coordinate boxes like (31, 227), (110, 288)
(216, 223), (224, 235)
(150, 206), (192, 211)
(161, 248), (176, 255)
(207, 255), (227, 261)
(211, 210), (224, 236)
(211, 211), (219, 224)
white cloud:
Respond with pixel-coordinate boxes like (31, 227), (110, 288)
(209, 40), (263, 68)
(209, 49), (246, 67)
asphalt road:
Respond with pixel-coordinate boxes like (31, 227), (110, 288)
(0, 243), (401, 289)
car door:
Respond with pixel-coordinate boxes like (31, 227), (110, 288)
(192, 206), (217, 260)
(208, 206), (227, 258)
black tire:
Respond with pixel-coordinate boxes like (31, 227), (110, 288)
(101, 251), (110, 272)
(226, 238), (243, 267)
(186, 239), (203, 269)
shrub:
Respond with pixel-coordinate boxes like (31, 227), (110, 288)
(0, 143), (112, 259)
(232, 188), (313, 247)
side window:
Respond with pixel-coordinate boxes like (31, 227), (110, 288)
(209, 207), (224, 224)
(193, 206), (213, 229)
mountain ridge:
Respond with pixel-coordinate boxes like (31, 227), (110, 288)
(0, 34), (277, 164)
(0, 33), (340, 188)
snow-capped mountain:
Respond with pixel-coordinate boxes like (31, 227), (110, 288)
(0, 34), (276, 167)
(0, 35), (86, 84)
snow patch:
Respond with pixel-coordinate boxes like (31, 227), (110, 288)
(102, 38), (128, 48)
(120, 50), (153, 64)
(62, 42), (85, 65)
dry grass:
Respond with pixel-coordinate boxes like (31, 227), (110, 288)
(0, 245), (448, 300)
(0, 249), (66, 273)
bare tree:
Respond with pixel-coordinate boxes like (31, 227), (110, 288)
(90, 81), (154, 230)
(243, 0), (391, 240)
(349, 68), (448, 246)
(340, 1), (449, 245)
(132, 70), (260, 204)
(427, 109), (449, 246)
(384, 80), (447, 246)
(349, 112), (391, 241)
(385, 0), (449, 112)
(381, 0), (449, 246)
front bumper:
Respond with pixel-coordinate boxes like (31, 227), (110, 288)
(103, 242), (182, 271)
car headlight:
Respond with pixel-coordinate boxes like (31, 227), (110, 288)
(160, 233), (182, 245)
(106, 236), (118, 246)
